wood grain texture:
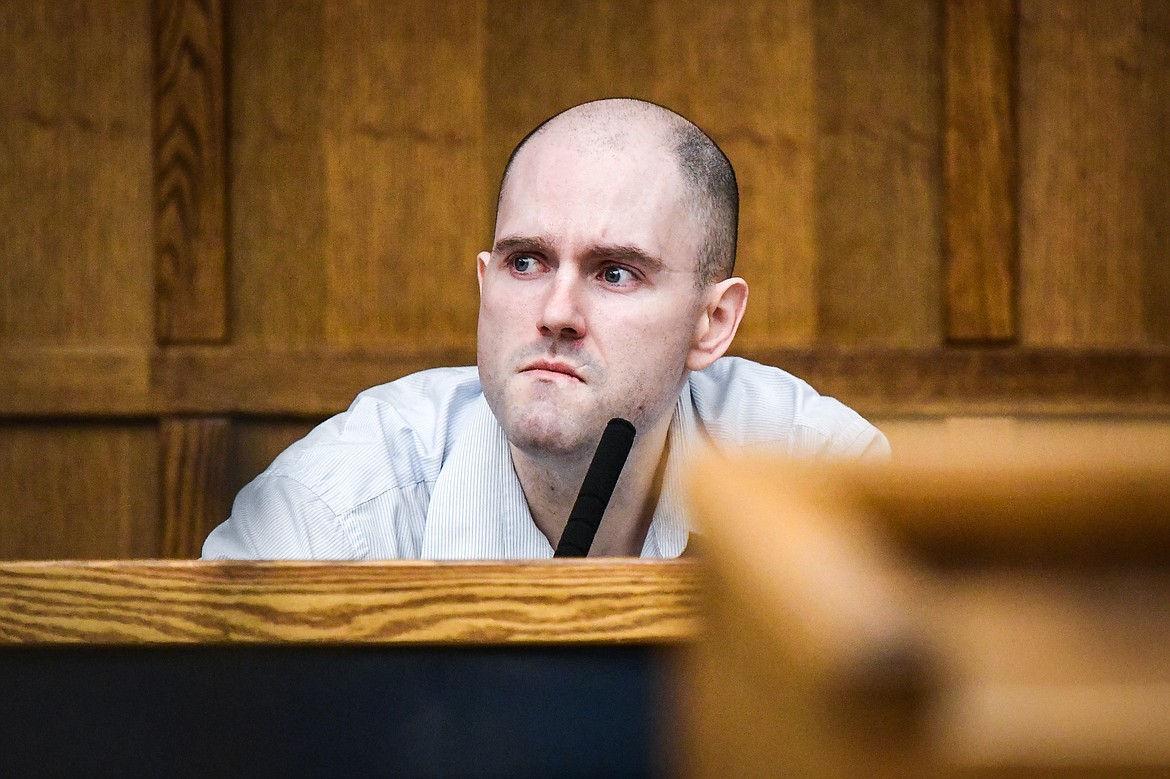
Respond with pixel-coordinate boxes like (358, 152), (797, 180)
(321, 0), (485, 350)
(747, 346), (1170, 415)
(153, 0), (228, 343)
(944, 0), (1017, 342)
(0, 347), (154, 415)
(650, 0), (820, 349)
(0, 560), (699, 645)
(1019, 0), (1170, 347)
(482, 0), (658, 176)
(0, 0), (153, 347)
(813, 0), (943, 347)
(228, 0), (328, 349)
(0, 424), (159, 560)
(150, 345), (475, 415)
(159, 416), (231, 558)
(160, 345), (1169, 416)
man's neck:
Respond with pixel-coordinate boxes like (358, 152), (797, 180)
(510, 418), (672, 556)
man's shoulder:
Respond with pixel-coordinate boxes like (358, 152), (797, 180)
(352, 366), (483, 426)
(263, 366), (485, 509)
(690, 356), (888, 458)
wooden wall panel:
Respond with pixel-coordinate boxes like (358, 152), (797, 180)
(0, 424), (158, 560)
(1130, 0), (1170, 347)
(159, 416), (231, 558)
(813, 0), (943, 348)
(1, 1), (1168, 563)
(321, 0), (486, 350)
(233, 1), (488, 354)
(482, 0), (659, 168)
(230, 1), (329, 349)
(1019, 0), (1170, 347)
(653, 0), (819, 348)
(0, 0), (153, 347)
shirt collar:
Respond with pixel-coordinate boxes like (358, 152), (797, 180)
(421, 396), (550, 559)
(641, 384), (699, 558)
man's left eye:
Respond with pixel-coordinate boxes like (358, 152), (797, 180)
(601, 266), (632, 285)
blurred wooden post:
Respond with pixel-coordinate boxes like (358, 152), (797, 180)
(684, 462), (937, 778)
(684, 439), (1170, 776)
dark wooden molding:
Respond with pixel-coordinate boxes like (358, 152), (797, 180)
(151, 345), (479, 415)
(152, 0), (228, 344)
(153, 345), (1170, 417)
(159, 416), (231, 558)
(750, 346), (1170, 416)
(944, 0), (1018, 342)
(3, 346), (1170, 418)
(0, 348), (156, 415)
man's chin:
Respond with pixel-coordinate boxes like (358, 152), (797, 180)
(508, 426), (591, 459)
(503, 409), (596, 460)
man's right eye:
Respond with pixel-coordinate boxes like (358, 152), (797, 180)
(511, 255), (538, 274)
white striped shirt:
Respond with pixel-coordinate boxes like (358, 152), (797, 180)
(202, 357), (888, 560)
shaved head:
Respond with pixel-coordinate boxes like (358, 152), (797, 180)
(497, 99), (739, 286)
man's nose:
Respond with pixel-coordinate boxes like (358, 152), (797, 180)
(538, 272), (586, 340)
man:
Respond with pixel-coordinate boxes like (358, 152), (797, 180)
(203, 98), (888, 560)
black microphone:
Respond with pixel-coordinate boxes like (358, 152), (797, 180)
(554, 418), (637, 557)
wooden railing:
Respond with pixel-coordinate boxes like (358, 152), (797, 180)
(0, 559), (699, 645)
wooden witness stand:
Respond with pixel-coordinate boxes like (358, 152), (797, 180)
(0, 560), (697, 777)
(4, 435), (1170, 777)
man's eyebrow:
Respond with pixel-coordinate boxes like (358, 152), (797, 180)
(587, 244), (666, 273)
(492, 235), (556, 256)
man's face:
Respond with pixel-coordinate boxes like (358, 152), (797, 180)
(477, 132), (707, 458)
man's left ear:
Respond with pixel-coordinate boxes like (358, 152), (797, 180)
(686, 277), (749, 371)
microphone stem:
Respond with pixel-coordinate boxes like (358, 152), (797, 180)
(554, 418), (637, 557)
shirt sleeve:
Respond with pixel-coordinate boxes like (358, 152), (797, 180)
(202, 474), (361, 560)
(837, 418), (892, 460)
(693, 357), (891, 461)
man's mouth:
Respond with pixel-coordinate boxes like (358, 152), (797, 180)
(522, 359), (585, 382)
